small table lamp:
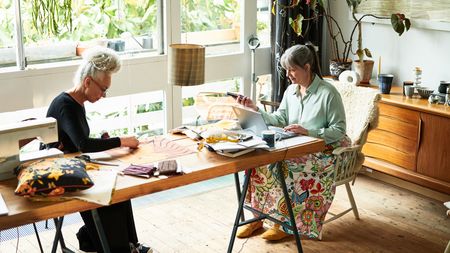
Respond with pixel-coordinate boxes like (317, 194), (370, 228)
(168, 44), (205, 86)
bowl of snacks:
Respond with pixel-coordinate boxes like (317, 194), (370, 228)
(417, 87), (434, 99)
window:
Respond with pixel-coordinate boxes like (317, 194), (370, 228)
(1, 0), (160, 68)
(255, 74), (272, 106)
(0, 0), (16, 67)
(181, 0), (240, 56)
(182, 78), (241, 125)
(86, 90), (165, 138)
(257, 0), (271, 47)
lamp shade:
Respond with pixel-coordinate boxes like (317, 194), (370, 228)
(168, 44), (205, 86)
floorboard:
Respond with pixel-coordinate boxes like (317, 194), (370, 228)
(1, 174), (449, 253)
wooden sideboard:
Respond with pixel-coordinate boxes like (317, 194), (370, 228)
(362, 86), (450, 194)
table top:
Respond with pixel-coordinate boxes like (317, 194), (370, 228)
(371, 85), (450, 118)
(0, 135), (324, 230)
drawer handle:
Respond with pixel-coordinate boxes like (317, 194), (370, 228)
(417, 118), (422, 150)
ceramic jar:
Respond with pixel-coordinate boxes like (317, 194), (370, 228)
(330, 59), (352, 79)
(438, 81), (450, 94)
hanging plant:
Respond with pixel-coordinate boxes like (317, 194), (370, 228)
(31, 0), (73, 36)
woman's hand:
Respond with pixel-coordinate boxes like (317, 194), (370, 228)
(120, 136), (140, 149)
(236, 95), (258, 111)
(284, 124), (308, 135)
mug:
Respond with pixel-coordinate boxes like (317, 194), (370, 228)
(404, 85), (414, 98)
(378, 74), (394, 94)
(402, 81), (414, 96)
(261, 130), (275, 148)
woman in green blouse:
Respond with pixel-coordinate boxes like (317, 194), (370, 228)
(235, 44), (350, 240)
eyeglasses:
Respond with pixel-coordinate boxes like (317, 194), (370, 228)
(90, 77), (108, 97)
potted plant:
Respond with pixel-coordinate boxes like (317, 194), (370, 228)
(325, 0), (411, 82)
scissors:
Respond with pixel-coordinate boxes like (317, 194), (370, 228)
(75, 155), (119, 166)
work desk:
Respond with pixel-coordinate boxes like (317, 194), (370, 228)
(0, 135), (324, 231)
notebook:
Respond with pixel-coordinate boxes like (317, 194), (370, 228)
(232, 106), (297, 140)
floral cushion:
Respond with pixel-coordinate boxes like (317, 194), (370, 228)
(15, 158), (94, 197)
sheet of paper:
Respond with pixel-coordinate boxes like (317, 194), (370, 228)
(238, 137), (266, 148)
(116, 137), (196, 165)
(81, 151), (114, 160)
(274, 135), (317, 150)
(63, 169), (118, 206)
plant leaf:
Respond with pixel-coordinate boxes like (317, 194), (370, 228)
(310, 0), (317, 11)
(391, 14), (405, 36)
(356, 48), (364, 61)
(405, 18), (411, 31)
(346, 0), (362, 10)
(364, 48), (372, 58)
(317, 0), (325, 8)
(289, 14), (304, 37)
(272, 1), (276, 15)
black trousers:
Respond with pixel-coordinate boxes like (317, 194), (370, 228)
(80, 200), (138, 253)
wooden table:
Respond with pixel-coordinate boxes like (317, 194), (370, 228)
(0, 135), (324, 251)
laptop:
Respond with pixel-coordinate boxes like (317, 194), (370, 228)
(232, 106), (297, 140)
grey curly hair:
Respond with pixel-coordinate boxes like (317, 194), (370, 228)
(73, 46), (122, 86)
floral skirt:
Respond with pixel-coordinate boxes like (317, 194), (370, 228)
(245, 136), (350, 238)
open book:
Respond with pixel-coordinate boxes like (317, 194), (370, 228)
(206, 138), (267, 157)
(216, 148), (256, 158)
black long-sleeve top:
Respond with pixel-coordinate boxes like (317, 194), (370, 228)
(47, 92), (120, 153)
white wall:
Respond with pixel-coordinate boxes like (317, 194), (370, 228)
(330, 1), (450, 90)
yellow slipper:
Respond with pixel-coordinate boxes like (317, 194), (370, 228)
(236, 221), (264, 238)
(261, 224), (290, 241)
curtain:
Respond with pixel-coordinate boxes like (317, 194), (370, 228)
(270, 0), (324, 102)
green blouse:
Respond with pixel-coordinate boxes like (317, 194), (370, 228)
(259, 75), (346, 144)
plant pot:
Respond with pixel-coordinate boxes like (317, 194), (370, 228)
(329, 59), (352, 79)
(354, 60), (374, 86)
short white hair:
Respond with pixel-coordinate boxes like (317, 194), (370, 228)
(73, 46), (122, 86)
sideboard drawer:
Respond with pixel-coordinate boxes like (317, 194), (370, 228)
(379, 103), (420, 124)
(363, 104), (420, 171)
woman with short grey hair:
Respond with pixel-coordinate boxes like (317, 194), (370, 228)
(47, 47), (152, 253)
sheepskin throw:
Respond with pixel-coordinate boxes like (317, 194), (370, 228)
(330, 80), (381, 145)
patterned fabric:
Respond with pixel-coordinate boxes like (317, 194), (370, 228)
(246, 136), (350, 239)
(15, 158), (94, 197)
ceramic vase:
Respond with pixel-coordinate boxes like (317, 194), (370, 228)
(330, 59), (352, 79)
(354, 60), (374, 86)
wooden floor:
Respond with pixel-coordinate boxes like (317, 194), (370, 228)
(1, 174), (449, 253)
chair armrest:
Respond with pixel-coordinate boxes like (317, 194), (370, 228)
(332, 145), (361, 156)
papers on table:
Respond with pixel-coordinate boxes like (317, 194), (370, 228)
(64, 169), (118, 205)
(81, 151), (113, 160)
(208, 138), (267, 151)
(271, 135), (317, 150)
(206, 137), (267, 157)
(207, 135), (318, 157)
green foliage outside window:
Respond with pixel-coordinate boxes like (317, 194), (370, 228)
(0, 0), (14, 47)
(0, 0), (243, 47)
(181, 0), (239, 33)
(19, 0), (157, 44)
(136, 101), (163, 114)
(182, 97), (195, 107)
